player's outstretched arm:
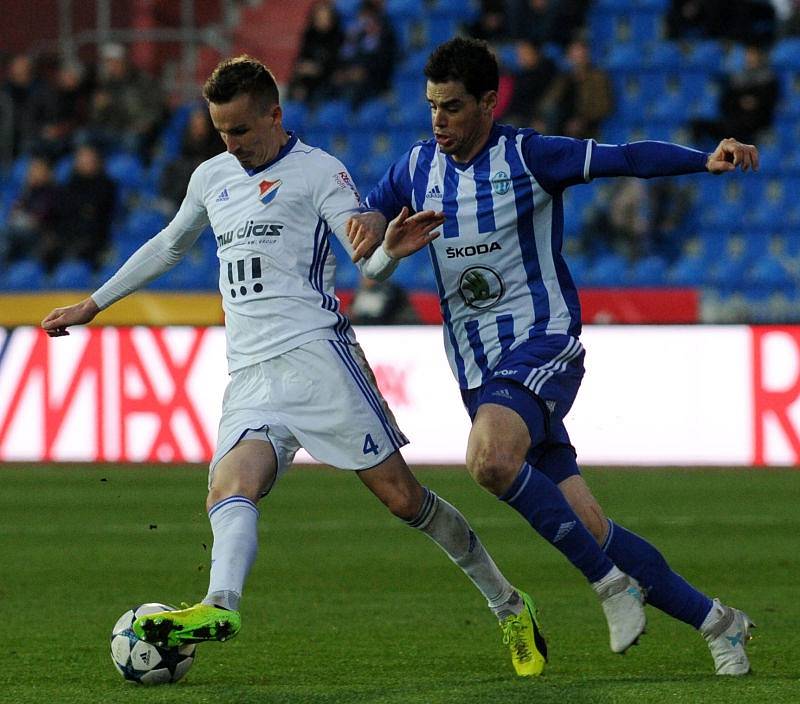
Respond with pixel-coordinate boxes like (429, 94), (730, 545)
(706, 138), (759, 174)
(41, 296), (101, 337)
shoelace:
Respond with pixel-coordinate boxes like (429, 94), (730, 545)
(500, 617), (532, 662)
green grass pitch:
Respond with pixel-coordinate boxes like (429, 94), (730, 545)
(0, 465), (798, 704)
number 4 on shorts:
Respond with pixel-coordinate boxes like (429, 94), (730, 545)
(362, 433), (380, 455)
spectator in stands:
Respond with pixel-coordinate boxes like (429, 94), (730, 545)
(1, 53), (37, 157)
(1, 155), (61, 266)
(332, 0), (397, 107)
(28, 59), (91, 160)
(500, 40), (558, 131)
(780, 0), (800, 34)
(41, 143), (116, 272)
(349, 276), (419, 325)
(506, 0), (589, 47)
(464, 0), (509, 45)
(667, 0), (776, 43)
(288, 0), (344, 105)
(693, 43), (780, 146)
(85, 43), (165, 160)
(159, 107), (223, 209)
(542, 38), (613, 138)
(580, 177), (694, 263)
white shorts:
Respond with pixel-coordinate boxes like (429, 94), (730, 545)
(210, 338), (408, 485)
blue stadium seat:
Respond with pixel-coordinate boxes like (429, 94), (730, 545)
(772, 38), (800, 70)
(396, 49), (429, 79)
(49, 260), (93, 289)
(352, 99), (392, 129)
(281, 99), (308, 133)
(53, 155), (74, 184)
(2, 260), (45, 291)
(668, 254), (707, 286)
(586, 253), (629, 287)
(647, 42), (682, 69)
(685, 40), (723, 71)
(628, 255), (667, 285)
(630, 11), (664, 45)
(106, 152), (146, 202)
(386, 0), (424, 19)
(606, 44), (642, 70)
(309, 100), (350, 130)
(746, 254), (793, 287)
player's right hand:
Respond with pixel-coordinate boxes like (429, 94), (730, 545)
(41, 297), (100, 337)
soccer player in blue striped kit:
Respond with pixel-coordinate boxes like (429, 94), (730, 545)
(348, 37), (758, 675)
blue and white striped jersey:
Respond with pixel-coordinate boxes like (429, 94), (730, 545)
(365, 123), (708, 389)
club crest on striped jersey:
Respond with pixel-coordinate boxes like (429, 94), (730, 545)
(491, 171), (511, 195)
(258, 178), (282, 205)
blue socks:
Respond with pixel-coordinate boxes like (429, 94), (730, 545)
(602, 519), (713, 629)
(500, 463), (613, 583)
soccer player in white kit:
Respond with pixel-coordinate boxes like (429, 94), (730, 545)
(41, 55), (548, 676)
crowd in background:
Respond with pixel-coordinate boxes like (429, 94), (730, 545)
(2, 0), (800, 322)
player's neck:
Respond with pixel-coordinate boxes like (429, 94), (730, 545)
(451, 121), (494, 164)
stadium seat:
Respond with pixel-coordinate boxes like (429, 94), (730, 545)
(771, 38), (800, 70)
(352, 99), (392, 129)
(2, 260), (45, 291)
(685, 40), (724, 71)
(628, 255), (668, 285)
(48, 260), (94, 289)
(280, 99), (308, 133)
(668, 254), (707, 286)
(309, 100), (350, 130)
(586, 253), (629, 287)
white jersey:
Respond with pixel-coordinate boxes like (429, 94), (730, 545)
(94, 132), (397, 372)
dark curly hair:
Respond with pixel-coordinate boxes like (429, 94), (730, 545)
(203, 55), (279, 112)
(424, 37), (499, 101)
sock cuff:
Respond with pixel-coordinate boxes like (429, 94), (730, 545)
(601, 518), (615, 552)
(208, 494), (259, 519)
(405, 487), (439, 529)
(498, 462), (533, 504)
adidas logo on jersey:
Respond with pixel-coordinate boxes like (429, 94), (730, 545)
(492, 388), (513, 400)
(425, 184), (443, 200)
(216, 188), (230, 202)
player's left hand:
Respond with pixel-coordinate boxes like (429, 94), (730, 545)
(384, 207), (445, 259)
(346, 211), (387, 263)
(706, 138), (759, 174)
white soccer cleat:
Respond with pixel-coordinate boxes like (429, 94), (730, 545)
(596, 572), (646, 654)
(701, 598), (755, 675)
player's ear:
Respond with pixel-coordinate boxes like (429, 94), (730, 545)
(481, 90), (498, 116)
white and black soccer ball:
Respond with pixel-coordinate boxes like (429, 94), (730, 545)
(110, 603), (196, 685)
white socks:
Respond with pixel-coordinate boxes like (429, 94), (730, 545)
(406, 488), (517, 611)
(203, 495), (259, 612)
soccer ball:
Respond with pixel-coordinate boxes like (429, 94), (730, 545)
(110, 603), (196, 685)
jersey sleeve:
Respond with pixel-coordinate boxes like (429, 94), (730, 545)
(364, 149), (415, 219)
(308, 151), (363, 233)
(588, 141), (709, 179)
(308, 151), (400, 280)
(520, 133), (593, 193)
(92, 166), (210, 309)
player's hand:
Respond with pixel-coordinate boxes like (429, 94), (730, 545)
(706, 138), (759, 174)
(346, 211), (387, 263)
(41, 297), (100, 337)
(384, 207), (444, 259)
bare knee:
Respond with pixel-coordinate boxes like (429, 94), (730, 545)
(466, 440), (521, 496)
(206, 439), (276, 511)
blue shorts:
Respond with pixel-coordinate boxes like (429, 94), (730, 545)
(461, 335), (584, 484)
